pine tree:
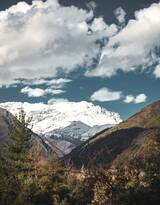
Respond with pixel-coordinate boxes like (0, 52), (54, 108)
(0, 110), (35, 205)
(0, 110), (91, 205)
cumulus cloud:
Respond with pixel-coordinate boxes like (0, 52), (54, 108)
(91, 88), (147, 104)
(90, 17), (118, 35)
(0, 0), (117, 87)
(123, 95), (135, 103)
(87, 3), (160, 78)
(1, 0), (159, 90)
(21, 87), (46, 97)
(21, 86), (64, 97)
(135, 94), (147, 103)
(114, 7), (126, 24)
(90, 87), (122, 102)
(124, 94), (147, 104)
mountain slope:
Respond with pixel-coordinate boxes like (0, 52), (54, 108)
(65, 100), (160, 168)
(0, 108), (14, 143)
(0, 107), (58, 157)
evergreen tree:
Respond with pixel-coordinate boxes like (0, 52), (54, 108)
(0, 110), (35, 205)
(0, 110), (88, 205)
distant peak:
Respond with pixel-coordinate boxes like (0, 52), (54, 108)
(0, 101), (122, 135)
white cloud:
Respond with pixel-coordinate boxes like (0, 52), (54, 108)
(87, 3), (160, 78)
(123, 95), (135, 103)
(90, 17), (118, 36)
(21, 87), (46, 97)
(91, 88), (147, 104)
(90, 87), (122, 102)
(48, 98), (69, 104)
(19, 78), (72, 88)
(45, 88), (64, 95)
(1, 0), (159, 88)
(46, 78), (72, 85)
(124, 94), (147, 104)
(114, 7), (126, 24)
(21, 86), (65, 97)
(135, 94), (147, 103)
(0, 0), (116, 87)
(154, 64), (160, 78)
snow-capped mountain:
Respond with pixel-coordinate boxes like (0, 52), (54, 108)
(0, 101), (122, 155)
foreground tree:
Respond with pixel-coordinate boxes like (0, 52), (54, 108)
(0, 110), (36, 205)
(0, 110), (89, 205)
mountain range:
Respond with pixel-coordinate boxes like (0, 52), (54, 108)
(0, 101), (121, 155)
(1, 100), (160, 171)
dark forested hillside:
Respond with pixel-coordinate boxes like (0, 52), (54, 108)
(65, 100), (160, 168)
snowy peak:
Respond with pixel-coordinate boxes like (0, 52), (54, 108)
(0, 101), (122, 136)
(0, 101), (122, 155)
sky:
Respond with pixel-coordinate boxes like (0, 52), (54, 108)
(0, 0), (160, 119)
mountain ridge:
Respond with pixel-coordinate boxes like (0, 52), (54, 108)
(64, 100), (160, 168)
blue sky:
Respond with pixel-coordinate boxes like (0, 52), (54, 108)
(0, 0), (160, 119)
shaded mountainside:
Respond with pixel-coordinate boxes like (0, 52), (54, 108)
(65, 100), (160, 168)
(112, 128), (160, 166)
(0, 108), (15, 143)
(0, 107), (59, 157)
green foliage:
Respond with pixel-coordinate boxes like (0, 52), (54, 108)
(0, 110), (35, 205)
(0, 110), (89, 205)
(90, 140), (160, 205)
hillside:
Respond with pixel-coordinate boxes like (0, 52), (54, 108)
(0, 107), (57, 157)
(65, 100), (160, 168)
(0, 108), (14, 143)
